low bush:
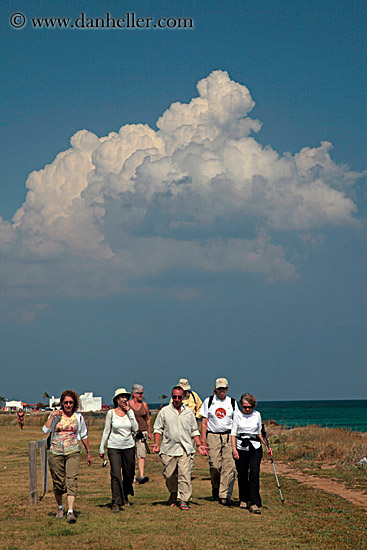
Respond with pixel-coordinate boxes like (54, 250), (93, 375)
(265, 423), (367, 471)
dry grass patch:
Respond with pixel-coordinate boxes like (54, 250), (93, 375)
(264, 423), (367, 491)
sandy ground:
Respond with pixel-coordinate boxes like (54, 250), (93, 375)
(261, 461), (367, 509)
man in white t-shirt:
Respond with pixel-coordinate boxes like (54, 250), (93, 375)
(200, 378), (239, 506)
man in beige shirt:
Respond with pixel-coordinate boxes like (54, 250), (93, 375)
(153, 386), (207, 510)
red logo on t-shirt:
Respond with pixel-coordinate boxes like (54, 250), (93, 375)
(215, 408), (226, 419)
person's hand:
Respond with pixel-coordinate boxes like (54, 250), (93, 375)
(99, 453), (104, 459)
(267, 446), (273, 456)
(87, 453), (92, 466)
(233, 449), (239, 460)
(51, 409), (62, 419)
(148, 434), (152, 440)
(198, 444), (208, 456)
(120, 401), (130, 413)
(152, 444), (160, 453)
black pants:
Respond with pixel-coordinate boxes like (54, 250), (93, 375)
(108, 447), (135, 506)
(235, 446), (262, 507)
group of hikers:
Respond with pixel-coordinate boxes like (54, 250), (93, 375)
(43, 378), (271, 523)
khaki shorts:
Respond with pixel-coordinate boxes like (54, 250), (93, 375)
(135, 431), (148, 459)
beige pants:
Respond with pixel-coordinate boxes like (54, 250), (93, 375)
(48, 451), (80, 496)
(207, 432), (235, 499)
(189, 453), (195, 475)
(160, 450), (193, 502)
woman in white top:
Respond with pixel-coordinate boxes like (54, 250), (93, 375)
(231, 393), (270, 514)
(99, 388), (139, 512)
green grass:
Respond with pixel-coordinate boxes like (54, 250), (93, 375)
(0, 425), (366, 550)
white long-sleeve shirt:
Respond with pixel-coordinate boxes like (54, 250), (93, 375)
(99, 409), (138, 453)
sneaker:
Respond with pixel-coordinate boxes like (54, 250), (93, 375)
(219, 498), (232, 507)
(249, 504), (261, 515)
(66, 511), (77, 523)
(123, 498), (131, 507)
(112, 504), (120, 513)
(55, 506), (64, 519)
(239, 501), (248, 509)
(138, 476), (149, 484)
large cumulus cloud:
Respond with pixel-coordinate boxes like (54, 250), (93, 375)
(1, 70), (363, 304)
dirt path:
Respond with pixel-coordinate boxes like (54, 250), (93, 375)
(261, 462), (367, 509)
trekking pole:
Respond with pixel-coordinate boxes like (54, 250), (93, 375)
(261, 424), (284, 505)
(143, 434), (151, 454)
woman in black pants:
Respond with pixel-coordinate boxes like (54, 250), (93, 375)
(231, 393), (270, 514)
(99, 388), (139, 512)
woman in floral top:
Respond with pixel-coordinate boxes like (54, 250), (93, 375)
(43, 390), (92, 523)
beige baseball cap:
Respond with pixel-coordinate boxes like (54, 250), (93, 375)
(177, 378), (191, 391)
(215, 377), (229, 389)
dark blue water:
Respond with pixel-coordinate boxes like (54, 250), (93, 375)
(257, 400), (367, 432)
(148, 400), (367, 432)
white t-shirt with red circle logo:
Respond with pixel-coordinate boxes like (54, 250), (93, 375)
(199, 395), (239, 433)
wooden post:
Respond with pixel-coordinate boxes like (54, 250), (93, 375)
(29, 438), (49, 505)
(28, 441), (37, 505)
(38, 439), (49, 496)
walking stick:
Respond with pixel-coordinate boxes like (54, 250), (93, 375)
(261, 424), (285, 505)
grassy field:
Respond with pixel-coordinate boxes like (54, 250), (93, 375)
(0, 424), (366, 550)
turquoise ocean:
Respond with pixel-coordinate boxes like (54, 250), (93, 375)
(256, 400), (367, 433)
(148, 400), (367, 432)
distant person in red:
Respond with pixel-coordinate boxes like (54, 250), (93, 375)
(17, 408), (25, 430)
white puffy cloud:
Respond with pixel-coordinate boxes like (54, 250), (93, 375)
(0, 70), (363, 303)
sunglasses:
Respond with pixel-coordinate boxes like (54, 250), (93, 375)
(63, 400), (74, 405)
(172, 395), (183, 400)
(135, 392), (144, 395)
(243, 405), (253, 409)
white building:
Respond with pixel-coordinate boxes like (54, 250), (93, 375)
(49, 396), (60, 409)
(5, 400), (23, 411)
(80, 392), (102, 412)
(49, 392), (102, 412)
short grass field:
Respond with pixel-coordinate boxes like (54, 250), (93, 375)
(0, 424), (366, 550)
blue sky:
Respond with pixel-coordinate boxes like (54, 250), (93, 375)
(1, 0), (366, 404)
